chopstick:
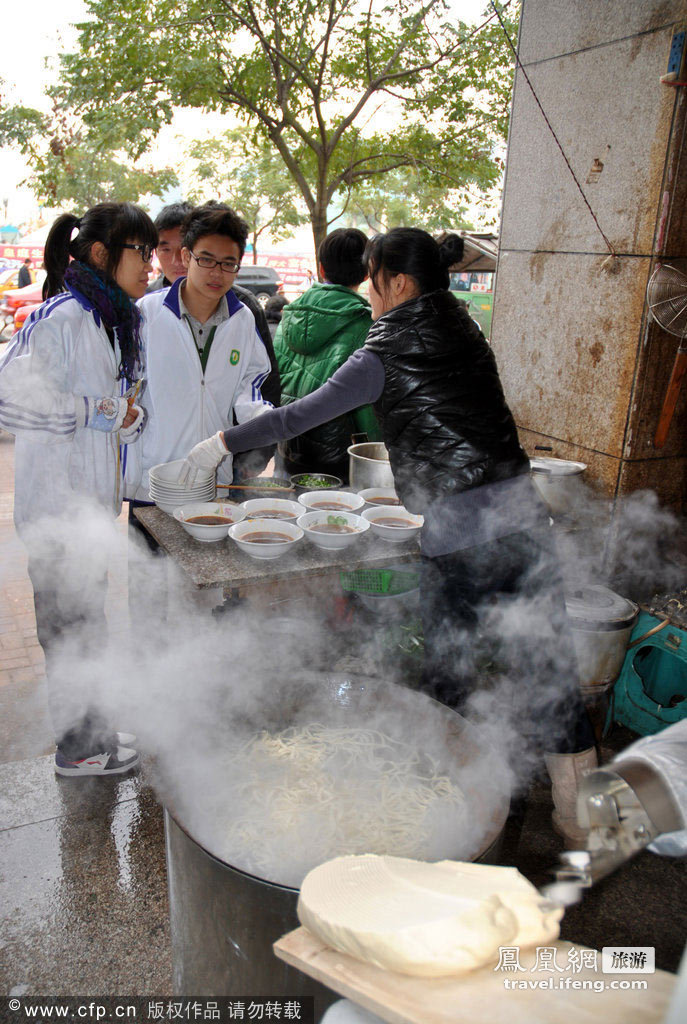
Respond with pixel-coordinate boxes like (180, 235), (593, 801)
(216, 484), (294, 491)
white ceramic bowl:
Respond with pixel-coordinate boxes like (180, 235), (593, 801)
(361, 505), (424, 543)
(229, 518), (303, 559)
(357, 487), (401, 508)
(173, 502), (246, 542)
(297, 489), (365, 513)
(151, 488), (215, 503)
(149, 458), (215, 485)
(149, 479), (214, 494)
(153, 487), (216, 516)
(297, 510), (370, 550)
(241, 498), (304, 521)
(154, 499), (184, 515)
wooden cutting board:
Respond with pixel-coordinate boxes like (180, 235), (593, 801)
(274, 927), (676, 1024)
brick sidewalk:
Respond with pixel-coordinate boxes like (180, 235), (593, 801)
(0, 430), (130, 764)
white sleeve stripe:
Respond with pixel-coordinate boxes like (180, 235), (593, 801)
(0, 398), (76, 426)
(0, 412), (75, 436)
(5, 294), (72, 361)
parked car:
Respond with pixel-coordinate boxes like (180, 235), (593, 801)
(235, 265), (284, 306)
(0, 266), (38, 296)
(1, 282), (44, 334)
(13, 301), (41, 334)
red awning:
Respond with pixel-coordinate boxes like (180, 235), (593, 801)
(0, 244), (45, 262)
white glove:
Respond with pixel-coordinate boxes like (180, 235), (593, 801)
(613, 720), (687, 856)
(75, 396), (129, 433)
(118, 404), (145, 444)
(177, 431), (228, 487)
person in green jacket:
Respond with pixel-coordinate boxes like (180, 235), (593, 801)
(274, 228), (382, 482)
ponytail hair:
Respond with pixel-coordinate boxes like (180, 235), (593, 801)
(363, 227), (464, 297)
(43, 202), (158, 298)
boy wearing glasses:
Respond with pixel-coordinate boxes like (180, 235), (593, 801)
(130, 203), (273, 501)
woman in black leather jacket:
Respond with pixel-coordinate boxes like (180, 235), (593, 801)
(182, 227), (596, 845)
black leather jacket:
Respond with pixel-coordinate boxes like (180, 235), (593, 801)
(364, 290), (528, 513)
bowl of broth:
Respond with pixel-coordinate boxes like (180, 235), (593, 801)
(357, 487), (401, 508)
(241, 498), (304, 522)
(229, 518), (304, 560)
(297, 489), (365, 514)
(174, 502), (246, 542)
(296, 510), (370, 550)
(361, 505), (424, 543)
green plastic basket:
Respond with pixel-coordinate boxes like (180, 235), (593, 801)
(340, 567), (420, 596)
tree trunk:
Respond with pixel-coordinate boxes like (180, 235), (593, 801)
(252, 232), (258, 264)
(310, 205), (328, 265)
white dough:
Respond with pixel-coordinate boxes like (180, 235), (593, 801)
(297, 855), (563, 978)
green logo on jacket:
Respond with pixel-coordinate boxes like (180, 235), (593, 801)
(230, 349), (240, 365)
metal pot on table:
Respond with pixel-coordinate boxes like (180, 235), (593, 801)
(347, 441), (394, 491)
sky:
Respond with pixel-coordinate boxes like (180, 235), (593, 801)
(0, 0), (496, 232)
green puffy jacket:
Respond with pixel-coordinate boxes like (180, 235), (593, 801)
(274, 282), (381, 478)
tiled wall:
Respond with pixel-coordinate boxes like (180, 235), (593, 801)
(492, 0), (687, 511)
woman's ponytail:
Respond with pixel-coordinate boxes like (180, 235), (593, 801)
(43, 214), (81, 299)
(437, 233), (464, 271)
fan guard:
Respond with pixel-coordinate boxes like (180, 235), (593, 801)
(647, 264), (687, 337)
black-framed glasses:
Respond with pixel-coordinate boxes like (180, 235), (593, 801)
(189, 252), (241, 274)
(122, 243), (155, 263)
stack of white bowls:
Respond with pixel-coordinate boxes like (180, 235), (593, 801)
(148, 459), (215, 515)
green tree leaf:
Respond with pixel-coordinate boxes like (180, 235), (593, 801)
(53, 0), (519, 251)
(186, 128), (306, 261)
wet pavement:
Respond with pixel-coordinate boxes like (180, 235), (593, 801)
(0, 759), (171, 995)
(0, 426), (172, 996)
(0, 426), (685, 1007)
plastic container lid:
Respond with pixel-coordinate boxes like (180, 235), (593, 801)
(530, 457), (587, 476)
(565, 584), (639, 631)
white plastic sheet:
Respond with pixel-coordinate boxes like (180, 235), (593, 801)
(613, 720), (687, 856)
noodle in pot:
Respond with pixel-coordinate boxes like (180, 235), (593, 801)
(216, 723), (467, 887)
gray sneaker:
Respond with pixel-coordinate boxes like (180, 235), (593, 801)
(54, 746), (140, 777)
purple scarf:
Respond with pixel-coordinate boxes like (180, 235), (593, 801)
(64, 261), (143, 386)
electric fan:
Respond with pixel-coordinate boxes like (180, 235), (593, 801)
(646, 264), (687, 447)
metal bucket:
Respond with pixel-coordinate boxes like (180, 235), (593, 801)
(161, 673), (511, 1010)
(529, 456), (587, 516)
(565, 585), (639, 687)
(347, 442), (394, 491)
(165, 810), (338, 1014)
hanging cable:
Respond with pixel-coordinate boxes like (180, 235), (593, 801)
(490, 1), (618, 261)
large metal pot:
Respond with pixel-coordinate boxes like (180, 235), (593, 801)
(160, 672), (511, 1012)
(565, 584), (639, 686)
(347, 442), (394, 490)
(529, 456), (587, 515)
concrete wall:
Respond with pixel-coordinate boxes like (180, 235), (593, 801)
(491, 0), (687, 510)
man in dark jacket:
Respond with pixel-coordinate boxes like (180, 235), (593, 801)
(17, 259), (32, 289)
(274, 228), (380, 481)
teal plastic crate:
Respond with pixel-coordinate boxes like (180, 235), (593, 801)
(611, 610), (687, 736)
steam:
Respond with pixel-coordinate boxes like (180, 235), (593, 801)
(2, 462), (685, 882)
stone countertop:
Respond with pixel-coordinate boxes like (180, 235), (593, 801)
(133, 506), (420, 590)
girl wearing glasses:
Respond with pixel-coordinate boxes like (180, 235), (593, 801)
(0, 201), (157, 777)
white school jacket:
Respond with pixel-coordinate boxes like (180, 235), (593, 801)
(0, 290), (138, 535)
(129, 278), (272, 500)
